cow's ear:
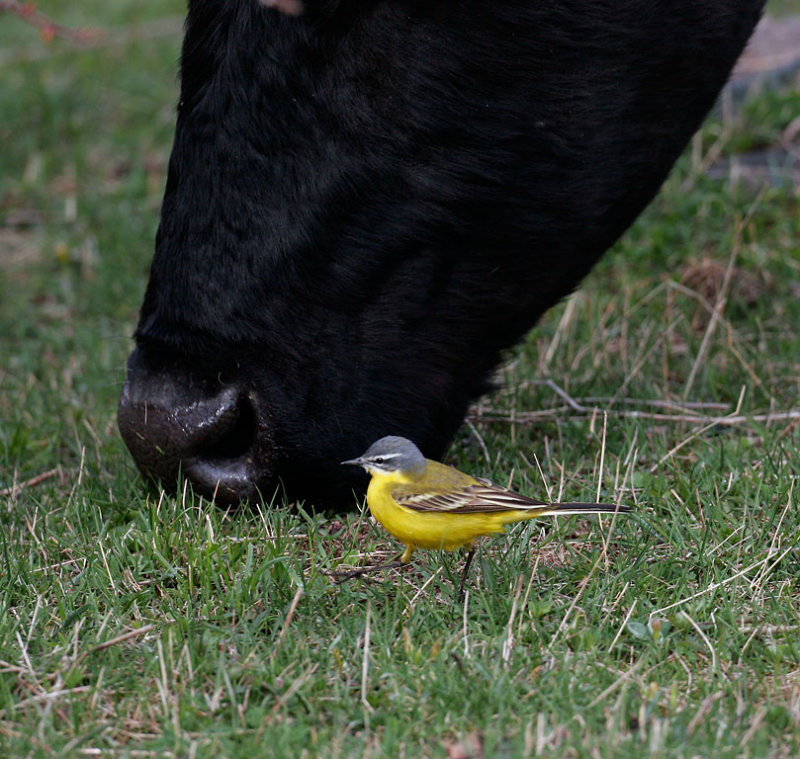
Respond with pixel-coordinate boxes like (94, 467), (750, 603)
(260, 0), (305, 17)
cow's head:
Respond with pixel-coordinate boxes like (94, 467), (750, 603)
(118, 0), (763, 506)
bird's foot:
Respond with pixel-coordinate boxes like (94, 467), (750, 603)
(329, 559), (406, 584)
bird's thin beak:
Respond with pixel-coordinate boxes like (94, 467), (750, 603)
(341, 457), (364, 467)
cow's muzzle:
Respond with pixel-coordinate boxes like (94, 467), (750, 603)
(117, 348), (276, 506)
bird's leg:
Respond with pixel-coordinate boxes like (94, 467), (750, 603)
(457, 544), (476, 602)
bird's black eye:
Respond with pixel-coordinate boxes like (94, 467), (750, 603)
(373, 457), (385, 465)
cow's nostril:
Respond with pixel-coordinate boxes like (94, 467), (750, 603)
(180, 392), (276, 504)
(197, 392), (258, 463)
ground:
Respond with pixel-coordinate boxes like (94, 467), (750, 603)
(1, 3), (799, 757)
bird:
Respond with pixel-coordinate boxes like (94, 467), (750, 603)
(341, 435), (630, 587)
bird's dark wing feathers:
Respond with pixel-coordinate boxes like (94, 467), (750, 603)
(395, 484), (548, 513)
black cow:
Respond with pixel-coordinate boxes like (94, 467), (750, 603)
(118, 0), (765, 506)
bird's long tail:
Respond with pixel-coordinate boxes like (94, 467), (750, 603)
(537, 502), (631, 517)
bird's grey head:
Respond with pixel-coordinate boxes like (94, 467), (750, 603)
(342, 436), (426, 475)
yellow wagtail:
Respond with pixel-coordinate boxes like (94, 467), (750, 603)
(342, 435), (630, 579)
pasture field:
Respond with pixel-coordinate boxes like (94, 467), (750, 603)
(2, 2), (800, 757)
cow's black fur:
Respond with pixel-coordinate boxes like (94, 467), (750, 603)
(119, 0), (764, 506)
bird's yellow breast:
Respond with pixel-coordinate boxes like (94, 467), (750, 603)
(365, 463), (529, 551)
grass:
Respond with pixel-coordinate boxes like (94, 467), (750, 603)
(2, 2), (800, 757)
